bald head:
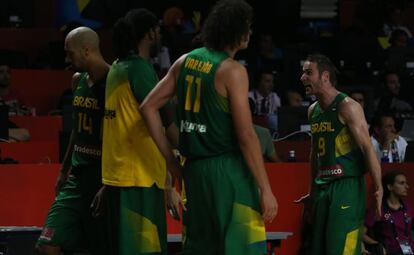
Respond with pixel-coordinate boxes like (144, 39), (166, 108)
(65, 26), (100, 51)
(64, 27), (103, 71)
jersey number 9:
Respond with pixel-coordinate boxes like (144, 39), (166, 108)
(318, 137), (326, 156)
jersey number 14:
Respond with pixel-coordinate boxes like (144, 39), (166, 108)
(78, 112), (93, 135)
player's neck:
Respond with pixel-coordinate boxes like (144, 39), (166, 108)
(223, 47), (237, 58)
(87, 59), (109, 84)
(138, 43), (151, 60)
(317, 87), (339, 110)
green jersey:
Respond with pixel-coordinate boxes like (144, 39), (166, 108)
(176, 47), (238, 159)
(71, 72), (106, 168)
(310, 93), (365, 184)
(102, 53), (166, 188)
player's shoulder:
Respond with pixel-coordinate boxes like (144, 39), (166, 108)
(217, 58), (246, 82)
(220, 58), (244, 71)
(71, 72), (83, 91)
(307, 101), (318, 119)
(309, 101), (318, 110)
(338, 95), (360, 113)
(72, 72), (83, 81)
(172, 54), (188, 71)
(128, 56), (151, 72)
(337, 94), (365, 124)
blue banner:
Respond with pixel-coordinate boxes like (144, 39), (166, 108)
(56, 0), (102, 29)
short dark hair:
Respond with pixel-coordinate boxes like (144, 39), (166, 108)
(349, 89), (365, 97)
(371, 112), (395, 128)
(113, 8), (158, 59)
(382, 170), (406, 199)
(389, 29), (408, 45)
(306, 54), (339, 87)
(256, 68), (275, 82)
(381, 69), (399, 83)
(200, 0), (253, 51)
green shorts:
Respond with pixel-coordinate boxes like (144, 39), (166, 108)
(182, 152), (267, 255)
(36, 168), (107, 254)
(105, 185), (167, 255)
(310, 176), (365, 255)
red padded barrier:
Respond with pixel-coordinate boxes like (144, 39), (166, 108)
(0, 163), (413, 254)
(0, 141), (59, 163)
(274, 140), (311, 162)
(10, 116), (62, 141)
(8, 69), (72, 115)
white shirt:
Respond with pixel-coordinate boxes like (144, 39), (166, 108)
(151, 46), (171, 70)
(383, 24), (413, 38)
(248, 90), (281, 115)
(371, 135), (408, 163)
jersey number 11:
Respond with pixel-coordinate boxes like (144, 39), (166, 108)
(184, 74), (201, 113)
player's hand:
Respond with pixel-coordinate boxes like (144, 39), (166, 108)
(374, 186), (383, 219)
(260, 189), (278, 223)
(91, 186), (106, 218)
(165, 186), (186, 221)
(361, 242), (371, 254)
(55, 167), (71, 195)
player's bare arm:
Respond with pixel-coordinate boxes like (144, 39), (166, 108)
(338, 97), (383, 217)
(220, 59), (278, 222)
(307, 102), (318, 180)
(56, 72), (82, 194)
(140, 55), (187, 179)
(140, 55), (188, 219)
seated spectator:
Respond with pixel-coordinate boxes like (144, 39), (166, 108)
(389, 29), (410, 48)
(162, 6), (194, 62)
(0, 64), (30, 141)
(249, 99), (282, 162)
(350, 90), (366, 108)
(0, 63), (32, 115)
(370, 113), (407, 163)
(384, 29), (414, 72)
(246, 31), (282, 78)
(383, 5), (412, 38)
(350, 89), (373, 123)
(151, 44), (171, 79)
(248, 68), (281, 135)
(254, 125), (282, 163)
(363, 170), (414, 255)
(285, 89), (304, 107)
(374, 71), (412, 115)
